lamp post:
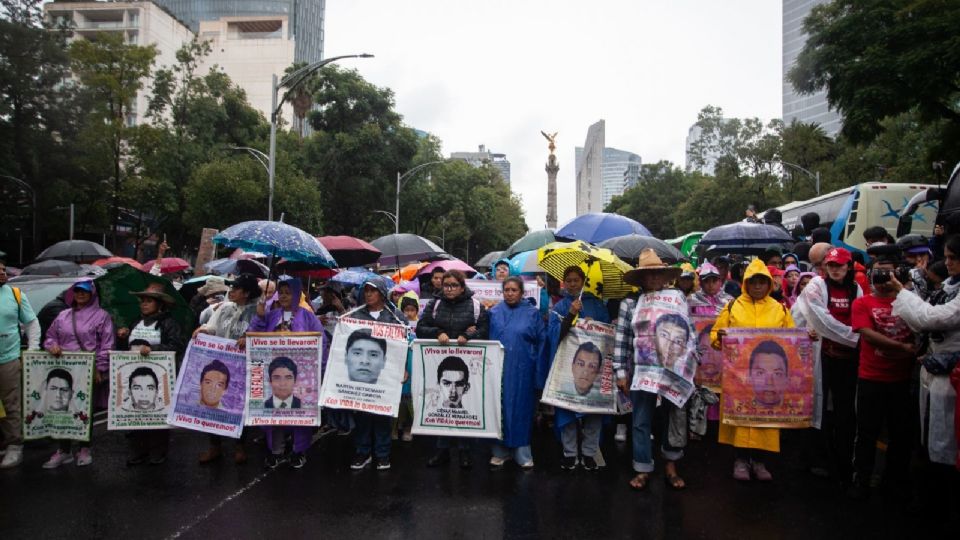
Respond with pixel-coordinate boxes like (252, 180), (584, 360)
(372, 210), (397, 231)
(779, 161), (820, 196)
(394, 160), (446, 234)
(268, 53), (374, 221)
(232, 146), (270, 175)
(1, 174), (36, 251)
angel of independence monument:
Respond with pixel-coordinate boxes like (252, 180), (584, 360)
(542, 131), (559, 229)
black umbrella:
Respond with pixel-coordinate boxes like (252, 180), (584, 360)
(370, 233), (449, 267)
(21, 259), (81, 276)
(700, 222), (794, 246)
(35, 240), (112, 262)
(474, 250), (505, 269)
(598, 234), (684, 263)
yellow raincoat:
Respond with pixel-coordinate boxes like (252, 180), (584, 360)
(710, 259), (795, 452)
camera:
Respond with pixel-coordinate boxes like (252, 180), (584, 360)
(870, 266), (910, 285)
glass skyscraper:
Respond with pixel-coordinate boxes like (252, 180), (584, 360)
(782, 0), (842, 137)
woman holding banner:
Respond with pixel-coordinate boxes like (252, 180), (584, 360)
(193, 274), (261, 465)
(249, 276), (323, 469)
(488, 276), (546, 469)
(710, 259), (810, 481)
(41, 280), (115, 468)
(548, 265), (610, 471)
(416, 269), (489, 469)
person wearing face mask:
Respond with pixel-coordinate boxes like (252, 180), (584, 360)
(41, 280), (115, 468)
(116, 283), (186, 466)
(488, 277), (546, 470)
(248, 276), (323, 470)
(792, 248), (862, 484)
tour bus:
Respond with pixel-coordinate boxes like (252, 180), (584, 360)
(762, 182), (939, 255)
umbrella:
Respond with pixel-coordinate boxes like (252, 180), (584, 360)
(35, 239), (112, 262)
(503, 230), (556, 258)
(392, 262), (428, 283)
(598, 234), (684, 263)
(508, 250), (544, 275)
(330, 267), (394, 291)
(537, 240), (635, 299)
(21, 259), (81, 276)
(94, 265), (193, 332)
(205, 258), (269, 278)
(214, 221), (336, 267)
(555, 213), (652, 243)
(77, 264), (107, 277)
(228, 248), (268, 260)
(474, 250), (505, 269)
(143, 257), (192, 274)
(370, 233), (448, 266)
(92, 257), (144, 271)
(699, 222), (794, 246)
(318, 235), (382, 268)
(274, 259), (337, 279)
(418, 259), (477, 278)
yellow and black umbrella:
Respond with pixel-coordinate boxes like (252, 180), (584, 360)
(537, 240), (635, 299)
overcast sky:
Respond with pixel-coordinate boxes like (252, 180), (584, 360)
(325, 1), (782, 230)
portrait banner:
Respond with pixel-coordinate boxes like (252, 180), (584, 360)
(692, 316), (723, 393)
(320, 318), (409, 417)
(720, 328), (814, 428)
(22, 351), (95, 441)
(411, 340), (503, 439)
(630, 290), (698, 407)
(541, 320), (617, 414)
(245, 332), (322, 427)
(466, 278), (540, 310)
(108, 351), (175, 430)
(168, 335), (246, 437)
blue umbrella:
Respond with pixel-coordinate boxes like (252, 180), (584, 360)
(213, 221), (336, 267)
(555, 213), (651, 243)
(508, 251), (544, 275)
(330, 267), (394, 291)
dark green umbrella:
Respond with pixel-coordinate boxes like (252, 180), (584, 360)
(503, 229), (556, 258)
(94, 265), (194, 332)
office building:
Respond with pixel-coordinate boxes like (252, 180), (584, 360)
(450, 145), (511, 185)
(685, 123), (727, 176)
(783, 0), (842, 137)
(574, 120), (641, 214)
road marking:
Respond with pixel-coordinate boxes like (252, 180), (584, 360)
(165, 469), (273, 540)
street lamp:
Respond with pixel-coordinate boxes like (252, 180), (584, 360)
(268, 53), (374, 221)
(0, 174), (36, 251)
(372, 210), (397, 230)
(779, 161), (821, 196)
(232, 146), (270, 175)
(394, 160), (446, 234)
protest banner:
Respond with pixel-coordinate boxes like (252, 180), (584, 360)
(22, 351), (94, 441)
(411, 340), (503, 439)
(168, 335), (246, 437)
(466, 278), (540, 310)
(541, 320), (617, 414)
(692, 316), (723, 393)
(720, 328), (814, 428)
(629, 290), (698, 406)
(245, 332), (322, 427)
(320, 317), (409, 417)
(108, 351), (176, 430)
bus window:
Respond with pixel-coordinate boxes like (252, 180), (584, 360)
(845, 190), (861, 240)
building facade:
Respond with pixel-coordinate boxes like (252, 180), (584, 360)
(601, 148), (641, 207)
(782, 0), (842, 137)
(574, 120), (641, 214)
(450, 145), (511, 185)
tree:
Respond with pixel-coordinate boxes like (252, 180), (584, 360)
(605, 161), (695, 239)
(69, 32), (157, 249)
(789, 0), (960, 156)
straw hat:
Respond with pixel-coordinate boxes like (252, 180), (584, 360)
(131, 282), (176, 306)
(624, 248), (682, 286)
(197, 277), (229, 297)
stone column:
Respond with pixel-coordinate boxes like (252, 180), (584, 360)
(194, 227), (219, 273)
(545, 155), (558, 229)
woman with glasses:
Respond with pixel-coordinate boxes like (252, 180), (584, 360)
(416, 269), (489, 469)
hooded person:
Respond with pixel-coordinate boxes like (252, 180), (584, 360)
(492, 258), (512, 281)
(782, 265), (801, 308)
(710, 259), (799, 482)
(41, 279), (115, 468)
(689, 263), (733, 317)
(791, 247), (861, 481)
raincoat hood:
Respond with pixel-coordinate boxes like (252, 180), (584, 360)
(742, 259), (773, 291)
(278, 276), (303, 311)
(65, 279), (100, 308)
(362, 279), (390, 303)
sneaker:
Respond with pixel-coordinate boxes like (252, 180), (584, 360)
(289, 452), (306, 469)
(76, 448), (93, 467)
(126, 454), (148, 467)
(519, 461), (535, 470)
(42, 450), (74, 469)
(560, 456), (578, 470)
(265, 453), (287, 469)
(489, 456), (510, 468)
(733, 459), (751, 481)
(401, 429), (413, 442)
(350, 454), (372, 470)
(582, 455), (599, 471)
(615, 424), (628, 442)
(751, 461), (773, 481)
(0, 445), (23, 468)
(375, 456), (391, 470)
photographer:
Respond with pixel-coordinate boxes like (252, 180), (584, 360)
(848, 248), (916, 499)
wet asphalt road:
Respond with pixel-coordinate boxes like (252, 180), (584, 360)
(2, 412), (958, 540)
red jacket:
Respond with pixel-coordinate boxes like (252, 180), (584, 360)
(854, 262), (869, 295)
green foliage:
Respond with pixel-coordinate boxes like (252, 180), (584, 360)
(605, 162), (695, 239)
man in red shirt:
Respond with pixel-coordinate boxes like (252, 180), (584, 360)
(849, 252), (917, 499)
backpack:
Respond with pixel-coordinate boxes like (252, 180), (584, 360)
(9, 286), (22, 319)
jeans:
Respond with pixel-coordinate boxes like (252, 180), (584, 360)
(822, 354), (859, 482)
(491, 442), (533, 464)
(561, 415), (602, 458)
(853, 379), (912, 488)
(631, 391), (657, 472)
(354, 411), (393, 458)
(264, 426), (312, 454)
(0, 360), (22, 446)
